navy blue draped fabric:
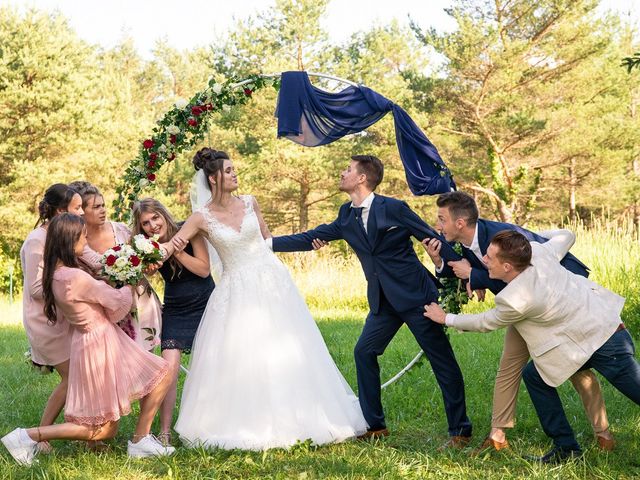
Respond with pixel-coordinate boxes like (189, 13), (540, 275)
(275, 71), (455, 195)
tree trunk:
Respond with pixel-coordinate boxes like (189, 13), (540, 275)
(298, 182), (310, 231)
(569, 157), (577, 221)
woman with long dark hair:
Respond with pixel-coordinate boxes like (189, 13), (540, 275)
(19, 183), (83, 452)
(131, 198), (214, 445)
(2, 214), (174, 465)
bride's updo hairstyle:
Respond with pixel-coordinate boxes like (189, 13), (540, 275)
(36, 183), (77, 228)
(193, 148), (229, 199)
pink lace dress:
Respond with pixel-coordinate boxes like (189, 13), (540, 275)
(52, 266), (168, 425)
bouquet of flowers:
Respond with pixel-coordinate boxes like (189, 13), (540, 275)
(437, 243), (470, 315)
(101, 235), (164, 341)
(100, 235), (164, 286)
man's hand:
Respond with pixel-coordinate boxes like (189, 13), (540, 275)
(421, 238), (443, 268)
(423, 302), (446, 324)
(311, 238), (328, 250)
(465, 282), (486, 302)
(143, 261), (163, 276)
(447, 258), (472, 280)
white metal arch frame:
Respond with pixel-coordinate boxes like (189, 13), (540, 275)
(182, 71), (425, 391)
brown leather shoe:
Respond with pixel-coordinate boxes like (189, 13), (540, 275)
(357, 428), (390, 440)
(437, 435), (472, 451)
(596, 434), (615, 451)
(472, 436), (509, 455)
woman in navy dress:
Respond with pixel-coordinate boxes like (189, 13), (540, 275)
(132, 198), (215, 445)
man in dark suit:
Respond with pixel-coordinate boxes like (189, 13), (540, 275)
(270, 155), (472, 448)
(423, 191), (613, 453)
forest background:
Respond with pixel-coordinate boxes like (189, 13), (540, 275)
(1, 0), (639, 297)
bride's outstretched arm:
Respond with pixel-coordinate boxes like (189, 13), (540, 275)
(252, 197), (272, 240)
(161, 212), (207, 257)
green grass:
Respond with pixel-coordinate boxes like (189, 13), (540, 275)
(1, 305), (639, 478)
(0, 223), (639, 479)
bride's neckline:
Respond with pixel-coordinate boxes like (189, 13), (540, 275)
(204, 197), (250, 234)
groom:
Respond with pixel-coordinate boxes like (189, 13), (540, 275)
(270, 155), (473, 447)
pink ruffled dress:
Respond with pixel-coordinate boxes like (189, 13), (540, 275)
(52, 266), (168, 425)
(20, 227), (71, 366)
(82, 221), (163, 350)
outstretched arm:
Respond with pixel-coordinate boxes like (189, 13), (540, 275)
(272, 219), (343, 252)
(537, 229), (576, 261)
(399, 202), (462, 263)
(163, 211), (208, 257)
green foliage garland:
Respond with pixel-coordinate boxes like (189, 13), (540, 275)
(112, 74), (280, 222)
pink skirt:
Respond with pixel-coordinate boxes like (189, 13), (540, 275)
(64, 318), (168, 425)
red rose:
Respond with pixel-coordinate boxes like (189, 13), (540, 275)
(147, 173), (156, 181)
(191, 106), (203, 116)
(113, 245), (121, 252)
(106, 255), (117, 266)
(151, 241), (159, 249)
(187, 118), (198, 127)
(204, 103), (213, 111)
(243, 88), (253, 97)
(130, 255), (141, 267)
(168, 153), (176, 161)
(149, 152), (158, 160)
(143, 139), (154, 149)
(169, 134), (177, 144)
(147, 160), (156, 169)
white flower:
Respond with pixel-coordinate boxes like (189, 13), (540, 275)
(139, 178), (149, 188)
(158, 144), (167, 153)
(222, 104), (231, 112)
(175, 98), (188, 109)
(115, 257), (128, 268)
(166, 125), (180, 135)
(212, 83), (223, 94)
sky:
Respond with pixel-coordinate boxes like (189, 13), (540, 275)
(3, 0), (639, 58)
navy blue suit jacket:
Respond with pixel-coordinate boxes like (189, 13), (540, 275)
(439, 218), (590, 294)
(272, 195), (462, 314)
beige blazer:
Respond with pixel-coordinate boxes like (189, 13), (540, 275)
(448, 230), (624, 387)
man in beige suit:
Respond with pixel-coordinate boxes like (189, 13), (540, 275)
(424, 229), (640, 463)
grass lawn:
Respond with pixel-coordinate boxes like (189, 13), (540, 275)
(1, 223), (639, 479)
(1, 304), (639, 479)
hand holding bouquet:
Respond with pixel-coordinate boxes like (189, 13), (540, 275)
(100, 234), (164, 286)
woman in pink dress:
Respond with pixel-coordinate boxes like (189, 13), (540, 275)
(3, 214), (174, 465)
(69, 181), (162, 350)
(20, 183), (84, 451)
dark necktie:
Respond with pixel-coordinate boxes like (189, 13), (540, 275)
(352, 207), (366, 233)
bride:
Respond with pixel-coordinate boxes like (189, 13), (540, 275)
(168, 147), (367, 450)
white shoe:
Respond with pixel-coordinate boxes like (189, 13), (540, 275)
(1, 428), (38, 465)
(127, 434), (176, 458)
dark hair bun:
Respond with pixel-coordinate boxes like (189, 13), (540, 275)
(193, 148), (229, 171)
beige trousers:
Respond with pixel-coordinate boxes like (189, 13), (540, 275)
(492, 325), (609, 433)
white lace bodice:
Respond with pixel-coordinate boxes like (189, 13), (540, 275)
(199, 195), (274, 273)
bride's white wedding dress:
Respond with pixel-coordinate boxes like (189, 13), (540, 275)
(175, 195), (367, 450)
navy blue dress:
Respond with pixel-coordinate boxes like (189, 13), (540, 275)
(159, 242), (215, 353)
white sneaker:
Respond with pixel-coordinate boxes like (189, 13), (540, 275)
(1, 428), (38, 465)
(127, 434), (176, 458)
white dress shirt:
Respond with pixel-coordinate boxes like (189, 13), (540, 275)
(351, 192), (376, 234)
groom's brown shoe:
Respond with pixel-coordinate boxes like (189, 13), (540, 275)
(472, 436), (509, 455)
(437, 435), (471, 451)
(357, 428), (389, 440)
